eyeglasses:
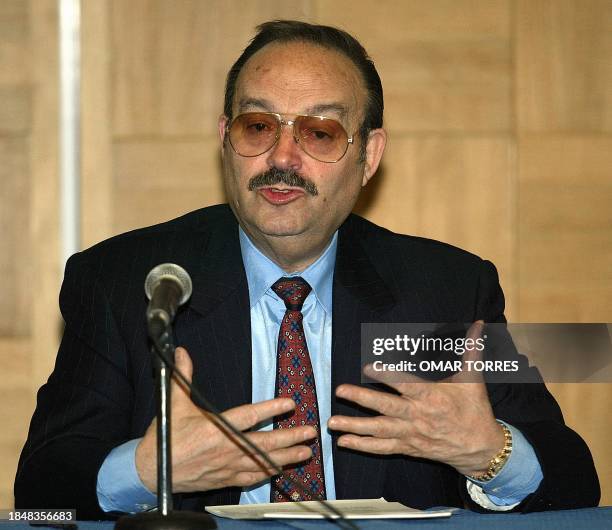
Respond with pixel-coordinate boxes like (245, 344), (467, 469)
(227, 112), (354, 163)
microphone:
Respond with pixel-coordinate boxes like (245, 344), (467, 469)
(144, 263), (192, 339)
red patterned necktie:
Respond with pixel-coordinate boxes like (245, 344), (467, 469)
(270, 277), (326, 502)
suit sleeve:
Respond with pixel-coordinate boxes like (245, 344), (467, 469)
(460, 259), (600, 512)
(14, 253), (137, 520)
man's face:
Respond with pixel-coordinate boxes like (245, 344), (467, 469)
(219, 41), (384, 260)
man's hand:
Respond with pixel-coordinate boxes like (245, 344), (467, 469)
(328, 321), (505, 476)
(135, 347), (315, 493)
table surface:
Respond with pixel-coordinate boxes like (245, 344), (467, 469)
(2, 507), (611, 530)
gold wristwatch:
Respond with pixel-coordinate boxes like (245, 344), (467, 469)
(468, 421), (513, 482)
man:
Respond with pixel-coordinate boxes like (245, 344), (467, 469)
(15, 20), (599, 519)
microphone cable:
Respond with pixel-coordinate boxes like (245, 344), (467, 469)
(152, 329), (359, 530)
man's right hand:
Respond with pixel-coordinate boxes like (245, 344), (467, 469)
(135, 346), (315, 493)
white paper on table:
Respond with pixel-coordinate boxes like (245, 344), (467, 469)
(205, 498), (453, 520)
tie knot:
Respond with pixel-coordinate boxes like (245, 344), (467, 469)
(272, 277), (312, 311)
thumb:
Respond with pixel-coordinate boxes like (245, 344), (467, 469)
(462, 320), (485, 364)
(454, 320), (485, 383)
(172, 346), (194, 406)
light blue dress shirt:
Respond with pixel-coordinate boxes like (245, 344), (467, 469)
(97, 226), (542, 512)
(238, 226), (337, 503)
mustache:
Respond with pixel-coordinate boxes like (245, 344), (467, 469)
(247, 168), (318, 196)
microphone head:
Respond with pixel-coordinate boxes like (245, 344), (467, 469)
(144, 263), (193, 306)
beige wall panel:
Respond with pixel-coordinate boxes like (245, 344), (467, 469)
(114, 191), (223, 235)
(0, 0), (58, 509)
(0, 339), (31, 392)
(317, 0), (511, 40)
(0, 0), (27, 31)
(521, 185), (610, 234)
(516, 0), (612, 132)
(0, 337), (33, 508)
(115, 140), (222, 190)
(518, 135), (612, 322)
(0, 0), (29, 85)
(0, 388), (33, 446)
(0, 138), (30, 337)
(29, 0), (60, 387)
(519, 135), (612, 183)
(548, 383), (612, 505)
(0, 87), (29, 133)
(112, 0), (313, 138)
(316, 0), (512, 133)
(0, 0), (32, 510)
(354, 141), (419, 235)
(519, 290), (611, 323)
(0, 440), (30, 510)
(113, 139), (225, 232)
(519, 242), (612, 321)
(357, 135), (517, 317)
(82, 0), (113, 248)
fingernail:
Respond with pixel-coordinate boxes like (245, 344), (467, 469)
(303, 429), (315, 440)
(363, 364), (374, 376)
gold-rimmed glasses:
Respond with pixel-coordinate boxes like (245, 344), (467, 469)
(227, 112), (354, 163)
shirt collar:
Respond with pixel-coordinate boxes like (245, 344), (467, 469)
(239, 226), (337, 314)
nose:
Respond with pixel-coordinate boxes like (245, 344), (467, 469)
(265, 123), (303, 171)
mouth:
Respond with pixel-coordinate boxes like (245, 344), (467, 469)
(257, 186), (306, 205)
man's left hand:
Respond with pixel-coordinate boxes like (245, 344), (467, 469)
(327, 321), (505, 476)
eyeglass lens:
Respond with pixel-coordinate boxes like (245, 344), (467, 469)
(228, 113), (350, 163)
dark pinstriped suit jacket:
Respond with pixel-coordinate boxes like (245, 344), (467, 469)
(15, 204), (599, 519)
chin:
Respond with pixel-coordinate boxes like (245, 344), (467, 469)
(255, 216), (310, 238)
(260, 224), (308, 238)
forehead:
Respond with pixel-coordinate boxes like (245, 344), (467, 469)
(233, 41), (365, 120)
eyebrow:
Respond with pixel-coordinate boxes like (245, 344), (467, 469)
(305, 103), (348, 120)
(237, 97), (349, 120)
(237, 97), (274, 112)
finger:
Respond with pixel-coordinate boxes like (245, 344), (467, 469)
(222, 398), (296, 432)
(335, 384), (410, 418)
(244, 443), (313, 474)
(233, 442), (312, 488)
(248, 425), (317, 453)
(362, 364), (430, 398)
(172, 347), (194, 408)
(337, 434), (399, 455)
(328, 415), (404, 439)
(234, 470), (274, 487)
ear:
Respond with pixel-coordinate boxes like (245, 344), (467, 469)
(361, 128), (387, 187)
(218, 114), (229, 147)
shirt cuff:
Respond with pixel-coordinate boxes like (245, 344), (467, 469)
(466, 421), (543, 509)
(96, 438), (158, 513)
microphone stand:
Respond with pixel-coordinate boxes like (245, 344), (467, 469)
(116, 327), (216, 530)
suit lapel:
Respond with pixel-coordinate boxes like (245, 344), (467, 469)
(331, 216), (395, 499)
(174, 214), (252, 419)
